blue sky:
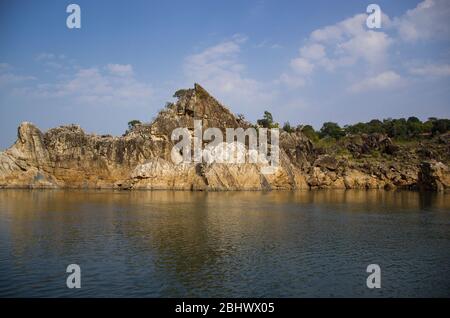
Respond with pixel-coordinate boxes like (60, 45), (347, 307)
(1, 0), (449, 149)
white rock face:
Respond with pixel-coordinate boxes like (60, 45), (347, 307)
(2, 84), (446, 191)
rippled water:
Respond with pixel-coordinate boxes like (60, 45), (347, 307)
(0, 190), (449, 297)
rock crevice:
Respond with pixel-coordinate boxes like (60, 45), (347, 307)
(0, 84), (448, 192)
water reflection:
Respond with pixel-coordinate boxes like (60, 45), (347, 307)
(0, 190), (449, 297)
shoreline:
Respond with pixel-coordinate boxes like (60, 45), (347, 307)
(1, 85), (448, 194)
(0, 186), (447, 193)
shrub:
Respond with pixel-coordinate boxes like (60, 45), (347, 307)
(319, 122), (345, 139)
(173, 89), (188, 99)
(301, 125), (319, 142)
(283, 121), (295, 133)
(257, 111), (279, 129)
(127, 120), (141, 130)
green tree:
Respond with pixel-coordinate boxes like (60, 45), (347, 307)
(301, 125), (319, 142)
(431, 119), (450, 135)
(257, 111), (278, 128)
(406, 116), (423, 137)
(319, 122), (345, 139)
(392, 118), (408, 139)
(383, 118), (407, 138)
(173, 89), (188, 99)
(345, 122), (368, 135)
(422, 119), (434, 134)
(236, 113), (246, 122)
(282, 121), (295, 133)
(407, 116), (421, 123)
(367, 119), (385, 134)
(128, 120), (141, 130)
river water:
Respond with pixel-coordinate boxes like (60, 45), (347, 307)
(0, 189), (449, 297)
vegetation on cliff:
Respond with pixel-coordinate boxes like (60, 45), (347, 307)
(253, 110), (450, 142)
(295, 117), (449, 141)
(0, 84), (449, 192)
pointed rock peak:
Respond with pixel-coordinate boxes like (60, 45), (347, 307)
(150, 84), (247, 136)
(172, 83), (215, 101)
(193, 83), (212, 100)
(172, 83), (236, 120)
(193, 83), (231, 112)
(17, 122), (42, 143)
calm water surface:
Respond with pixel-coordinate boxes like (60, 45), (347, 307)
(0, 190), (449, 297)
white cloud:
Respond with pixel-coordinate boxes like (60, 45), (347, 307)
(16, 65), (152, 106)
(255, 40), (283, 49)
(106, 64), (134, 77)
(300, 44), (326, 60)
(280, 13), (393, 91)
(290, 57), (314, 75)
(0, 73), (36, 86)
(35, 53), (56, 61)
(278, 73), (306, 88)
(337, 30), (392, 65)
(185, 40), (242, 77)
(0, 64), (36, 86)
(349, 71), (404, 93)
(184, 36), (275, 111)
(393, 0), (450, 42)
(35, 52), (71, 70)
(0, 63), (11, 70)
(311, 24), (343, 43)
(409, 63), (450, 77)
(306, 14), (392, 69)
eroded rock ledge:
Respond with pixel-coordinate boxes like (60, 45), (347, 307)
(0, 84), (449, 192)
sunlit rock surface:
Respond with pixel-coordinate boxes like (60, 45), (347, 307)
(0, 84), (448, 192)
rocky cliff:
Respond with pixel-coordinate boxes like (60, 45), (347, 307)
(0, 84), (449, 192)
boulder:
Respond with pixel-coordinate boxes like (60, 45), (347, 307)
(418, 160), (450, 192)
(0, 84), (448, 192)
(313, 155), (338, 171)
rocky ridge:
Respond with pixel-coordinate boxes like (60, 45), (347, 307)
(0, 84), (449, 192)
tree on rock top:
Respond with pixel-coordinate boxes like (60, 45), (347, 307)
(128, 120), (142, 130)
(257, 111), (279, 129)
